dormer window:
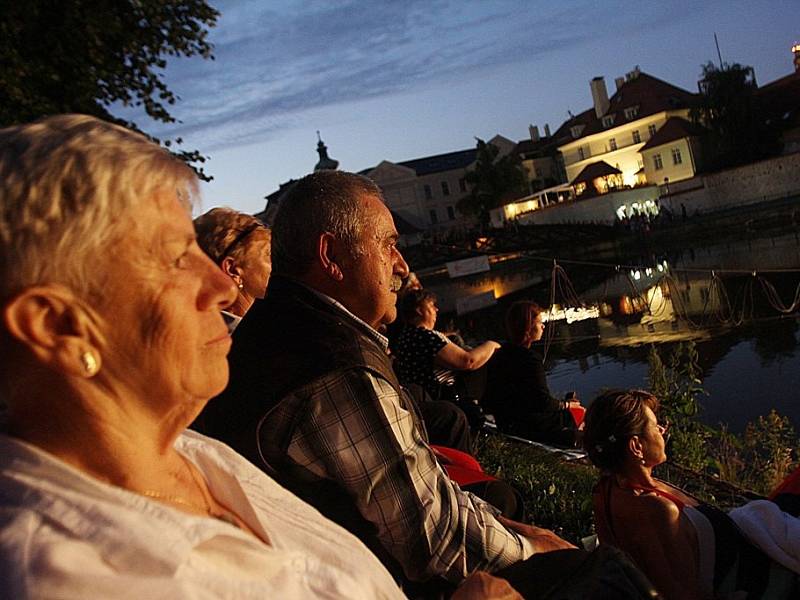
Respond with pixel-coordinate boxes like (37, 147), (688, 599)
(570, 124), (585, 139)
(602, 115), (615, 128)
(624, 105), (640, 120)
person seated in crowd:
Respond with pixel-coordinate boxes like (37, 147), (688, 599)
(0, 115), (406, 599)
(193, 207), (271, 331)
(483, 301), (582, 446)
(583, 389), (799, 600)
(201, 170), (575, 596)
(390, 288), (499, 429)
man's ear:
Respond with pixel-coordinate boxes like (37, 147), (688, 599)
(2, 285), (99, 378)
(318, 232), (343, 281)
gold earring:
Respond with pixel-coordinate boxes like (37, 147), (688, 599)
(80, 351), (98, 377)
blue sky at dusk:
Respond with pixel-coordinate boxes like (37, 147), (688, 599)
(118, 0), (800, 215)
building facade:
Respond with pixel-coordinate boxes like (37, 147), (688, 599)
(365, 134), (516, 232)
(554, 68), (699, 189)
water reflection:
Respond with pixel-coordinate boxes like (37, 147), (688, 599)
(424, 230), (800, 432)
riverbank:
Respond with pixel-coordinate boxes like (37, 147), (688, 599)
(404, 194), (800, 273)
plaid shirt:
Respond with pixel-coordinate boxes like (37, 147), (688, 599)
(268, 288), (532, 583)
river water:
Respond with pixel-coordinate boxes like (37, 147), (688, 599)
(424, 229), (800, 432)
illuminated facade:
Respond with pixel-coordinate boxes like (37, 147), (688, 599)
(553, 68), (698, 189)
(365, 134), (516, 232)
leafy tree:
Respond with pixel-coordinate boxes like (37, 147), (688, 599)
(691, 61), (780, 171)
(457, 138), (527, 228)
(0, 0), (218, 179)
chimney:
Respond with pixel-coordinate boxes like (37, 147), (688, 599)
(544, 123), (551, 137)
(590, 76), (610, 118)
(529, 125), (540, 141)
(615, 76), (625, 91)
(793, 43), (800, 72)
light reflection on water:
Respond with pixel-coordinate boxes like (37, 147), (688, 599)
(425, 230), (800, 432)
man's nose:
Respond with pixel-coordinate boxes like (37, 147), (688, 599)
(393, 246), (410, 277)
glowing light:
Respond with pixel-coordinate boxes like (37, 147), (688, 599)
(633, 270), (641, 280)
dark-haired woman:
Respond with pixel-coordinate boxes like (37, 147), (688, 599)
(390, 289), (499, 415)
(483, 301), (582, 446)
(583, 389), (798, 600)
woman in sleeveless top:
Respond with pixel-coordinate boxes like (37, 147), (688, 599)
(583, 389), (797, 600)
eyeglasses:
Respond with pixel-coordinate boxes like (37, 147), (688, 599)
(219, 223), (266, 260)
(632, 418), (670, 439)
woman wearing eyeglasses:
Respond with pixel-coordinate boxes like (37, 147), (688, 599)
(194, 208), (271, 331)
(583, 389), (797, 600)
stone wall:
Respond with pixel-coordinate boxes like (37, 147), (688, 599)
(661, 151), (800, 215)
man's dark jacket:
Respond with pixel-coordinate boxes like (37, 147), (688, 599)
(198, 275), (426, 581)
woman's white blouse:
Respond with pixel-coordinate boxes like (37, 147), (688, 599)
(0, 430), (406, 599)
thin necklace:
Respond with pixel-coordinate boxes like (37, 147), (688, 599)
(142, 456), (240, 528)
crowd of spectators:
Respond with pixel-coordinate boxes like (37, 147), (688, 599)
(0, 115), (797, 599)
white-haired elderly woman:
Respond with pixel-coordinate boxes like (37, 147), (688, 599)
(0, 115), (407, 599)
(194, 207), (271, 331)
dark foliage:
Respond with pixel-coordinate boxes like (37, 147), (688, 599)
(691, 62), (781, 172)
(0, 0), (218, 179)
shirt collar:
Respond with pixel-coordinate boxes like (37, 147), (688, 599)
(294, 281), (390, 352)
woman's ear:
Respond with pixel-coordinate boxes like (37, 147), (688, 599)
(220, 256), (242, 280)
(2, 285), (99, 377)
(627, 435), (644, 462)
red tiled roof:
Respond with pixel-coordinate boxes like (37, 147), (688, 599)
(639, 117), (706, 151)
(553, 72), (698, 145)
(756, 70), (800, 120)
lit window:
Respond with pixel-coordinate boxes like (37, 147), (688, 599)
(447, 206), (455, 220)
(654, 154), (663, 170)
(441, 181), (450, 196)
(632, 130), (641, 144)
(429, 209), (438, 224)
(648, 124), (657, 138)
(671, 148), (683, 165)
(459, 178), (467, 192)
(609, 138), (617, 151)
(602, 115), (615, 128)
(423, 184), (432, 200)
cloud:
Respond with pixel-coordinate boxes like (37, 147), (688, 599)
(138, 0), (708, 149)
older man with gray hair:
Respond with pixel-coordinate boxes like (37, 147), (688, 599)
(202, 170), (573, 595)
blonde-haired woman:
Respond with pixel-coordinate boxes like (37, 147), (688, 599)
(0, 115), (405, 599)
(194, 207), (271, 330)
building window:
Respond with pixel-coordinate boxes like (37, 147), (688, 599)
(459, 178), (467, 192)
(654, 154), (663, 170)
(429, 209), (438, 224)
(578, 146), (586, 161)
(423, 184), (432, 200)
(447, 206), (455, 220)
(648, 124), (657, 138)
(441, 181), (450, 196)
(671, 148), (683, 165)
(609, 138), (617, 151)
(624, 106), (639, 120)
(602, 115), (615, 128)
(570, 125), (584, 139)
(632, 130), (641, 144)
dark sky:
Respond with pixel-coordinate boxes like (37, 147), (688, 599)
(115, 0), (800, 215)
